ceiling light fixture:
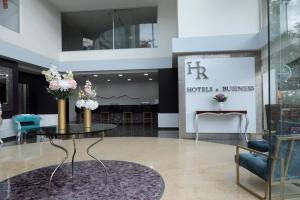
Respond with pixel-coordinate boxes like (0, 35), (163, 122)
(107, 79), (111, 82)
(149, 78), (153, 81)
(93, 74), (98, 77)
(127, 78), (132, 81)
(118, 74), (123, 77)
(144, 73), (149, 76)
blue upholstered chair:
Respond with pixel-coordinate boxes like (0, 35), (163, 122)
(236, 134), (300, 200)
(13, 114), (41, 144)
(247, 140), (269, 152)
(247, 120), (300, 153)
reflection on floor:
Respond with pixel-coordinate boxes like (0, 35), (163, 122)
(196, 133), (244, 146)
(1, 125), (179, 147)
(0, 137), (260, 200)
(1, 125), (247, 147)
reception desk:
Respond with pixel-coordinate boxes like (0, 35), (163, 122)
(75, 104), (158, 124)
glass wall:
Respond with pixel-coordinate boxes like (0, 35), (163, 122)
(62, 10), (113, 51)
(114, 7), (157, 49)
(0, 0), (20, 32)
(62, 7), (157, 51)
(268, 0), (300, 199)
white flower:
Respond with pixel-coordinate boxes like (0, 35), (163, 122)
(59, 80), (70, 91)
(76, 99), (99, 110)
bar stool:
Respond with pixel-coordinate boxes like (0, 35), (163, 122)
(123, 105), (133, 124)
(143, 112), (153, 124)
(100, 106), (111, 124)
(142, 105), (153, 124)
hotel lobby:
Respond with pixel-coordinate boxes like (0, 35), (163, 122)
(0, 0), (300, 199)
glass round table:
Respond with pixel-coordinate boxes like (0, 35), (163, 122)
(28, 123), (117, 194)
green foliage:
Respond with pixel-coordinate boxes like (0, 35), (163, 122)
(46, 88), (75, 100)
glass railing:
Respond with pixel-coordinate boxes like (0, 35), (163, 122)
(61, 7), (158, 51)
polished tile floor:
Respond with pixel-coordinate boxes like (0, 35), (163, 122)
(0, 137), (268, 200)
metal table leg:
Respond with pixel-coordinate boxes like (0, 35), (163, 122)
(194, 114), (199, 141)
(49, 137), (69, 194)
(86, 132), (108, 183)
(244, 115), (249, 143)
(71, 136), (76, 178)
(239, 115), (245, 144)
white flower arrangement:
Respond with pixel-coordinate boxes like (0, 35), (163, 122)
(76, 80), (99, 110)
(42, 65), (77, 99)
(76, 99), (99, 110)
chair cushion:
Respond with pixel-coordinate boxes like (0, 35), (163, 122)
(238, 153), (268, 181)
(20, 125), (40, 133)
(248, 140), (269, 152)
(20, 121), (35, 126)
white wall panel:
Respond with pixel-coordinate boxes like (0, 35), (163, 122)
(158, 113), (179, 128)
(177, 0), (260, 38)
(185, 57), (256, 133)
(0, 0), (61, 60)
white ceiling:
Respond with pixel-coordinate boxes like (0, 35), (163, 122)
(47, 0), (159, 12)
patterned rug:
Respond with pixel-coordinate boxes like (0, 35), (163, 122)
(0, 160), (165, 200)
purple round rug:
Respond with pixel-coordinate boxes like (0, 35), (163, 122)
(0, 160), (165, 200)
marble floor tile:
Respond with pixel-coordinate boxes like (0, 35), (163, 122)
(0, 137), (289, 199)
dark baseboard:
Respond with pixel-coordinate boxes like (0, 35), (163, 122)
(2, 136), (17, 142)
(158, 127), (179, 131)
(194, 133), (242, 140)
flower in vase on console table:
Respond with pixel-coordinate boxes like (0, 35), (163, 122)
(213, 93), (227, 102)
(213, 93), (227, 111)
(76, 80), (99, 110)
(42, 65), (77, 99)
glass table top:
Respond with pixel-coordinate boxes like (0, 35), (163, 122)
(28, 123), (117, 136)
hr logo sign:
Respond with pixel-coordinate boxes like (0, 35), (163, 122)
(186, 61), (208, 80)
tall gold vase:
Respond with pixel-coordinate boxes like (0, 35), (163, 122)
(84, 108), (92, 129)
(58, 99), (66, 133)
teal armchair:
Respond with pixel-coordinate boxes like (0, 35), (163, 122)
(247, 120), (300, 153)
(236, 134), (300, 200)
(13, 114), (41, 144)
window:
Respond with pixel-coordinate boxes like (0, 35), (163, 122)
(61, 7), (158, 51)
(0, 0), (20, 32)
(62, 10), (113, 51)
(114, 7), (158, 49)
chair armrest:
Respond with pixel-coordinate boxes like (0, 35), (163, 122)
(236, 145), (269, 157)
(15, 121), (21, 131)
(236, 145), (280, 161)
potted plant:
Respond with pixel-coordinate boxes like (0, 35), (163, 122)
(213, 93), (227, 110)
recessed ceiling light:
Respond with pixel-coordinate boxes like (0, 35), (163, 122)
(149, 78), (153, 81)
(93, 74), (98, 77)
(118, 74), (123, 77)
(107, 79), (111, 82)
(127, 78), (132, 81)
(144, 73), (149, 76)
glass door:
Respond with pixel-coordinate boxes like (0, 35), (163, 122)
(268, 0), (300, 199)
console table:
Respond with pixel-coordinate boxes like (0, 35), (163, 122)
(194, 110), (249, 142)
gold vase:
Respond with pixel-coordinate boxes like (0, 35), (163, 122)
(84, 108), (92, 129)
(58, 99), (66, 133)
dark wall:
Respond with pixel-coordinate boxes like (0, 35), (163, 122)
(19, 72), (57, 114)
(0, 58), (18, 119)
(158, 68), (178, 113)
